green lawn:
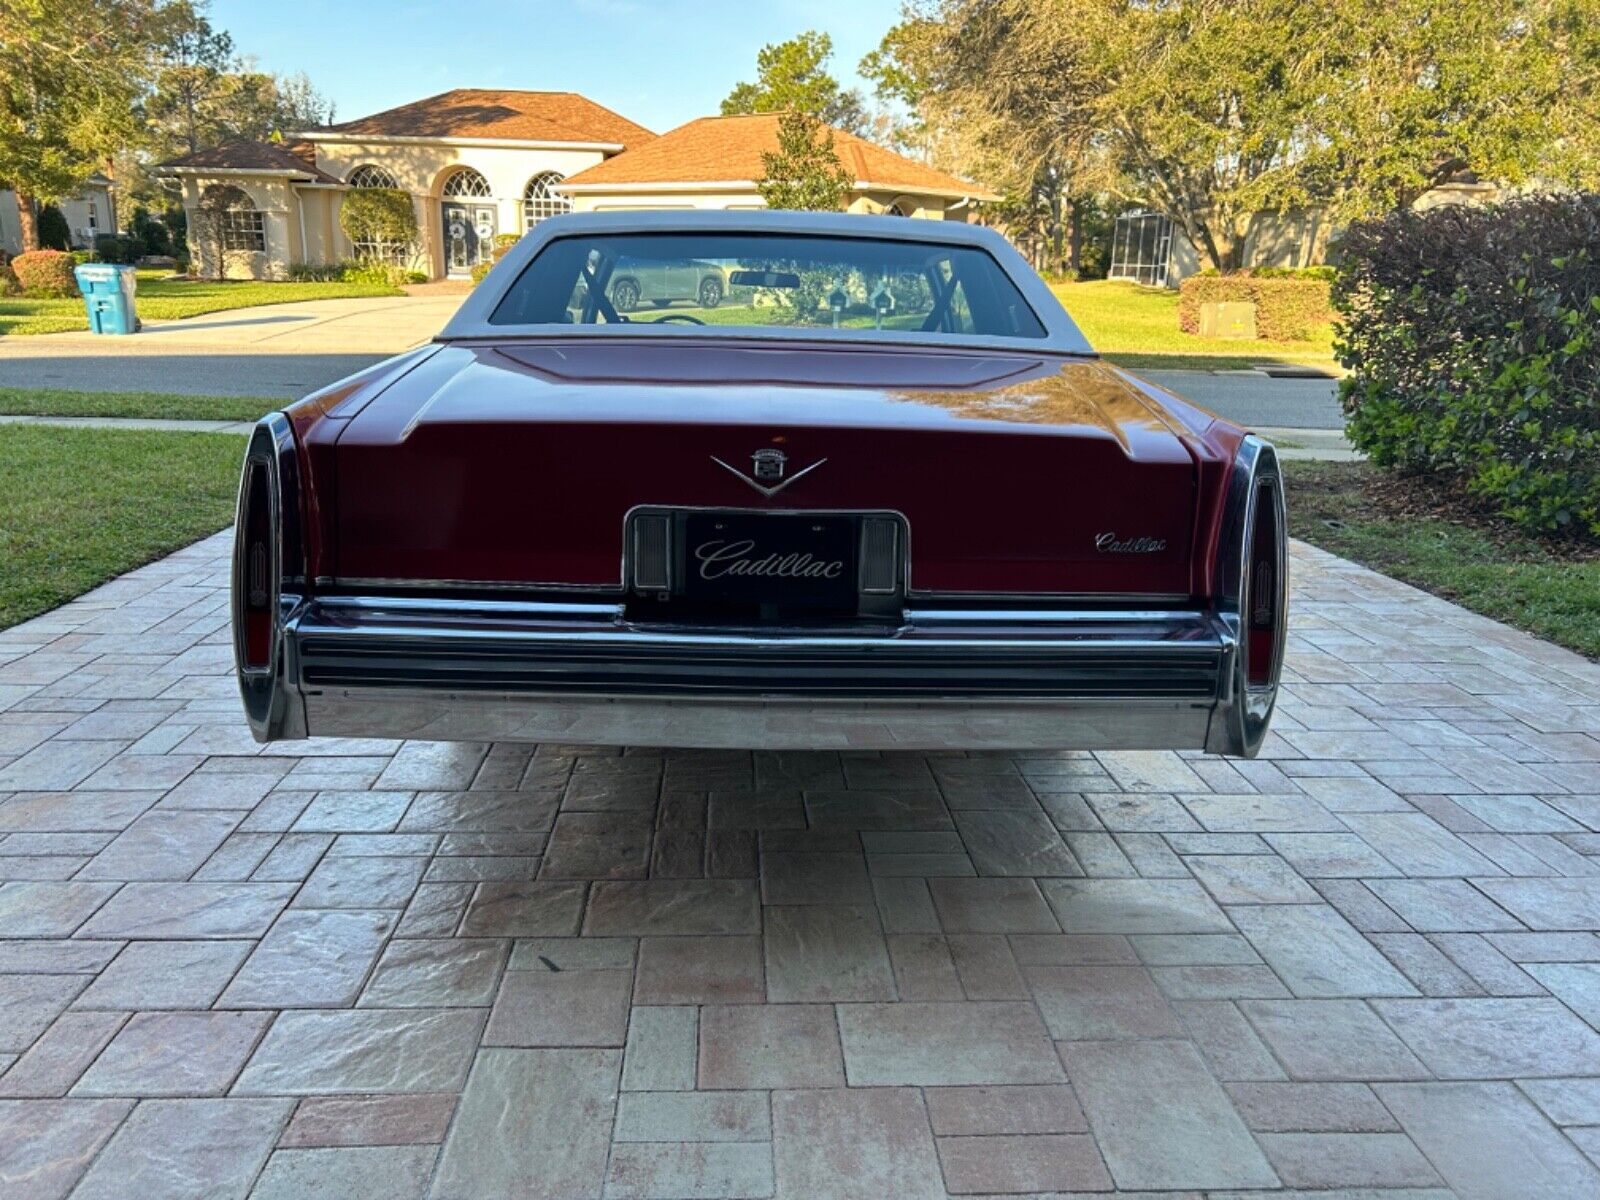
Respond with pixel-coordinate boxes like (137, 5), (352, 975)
(0, 426), (244, 629)
(0, 388), (277, 422)
(1286, 460), (1600, 659)
(0, 269), (402, 336)
(1051, 279), (1338, 371)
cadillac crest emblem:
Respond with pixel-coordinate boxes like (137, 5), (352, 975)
(752, 448), (787, 480)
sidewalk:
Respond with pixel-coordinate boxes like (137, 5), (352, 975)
(0, 413), (256, 434)
(4, 293), (465, 354)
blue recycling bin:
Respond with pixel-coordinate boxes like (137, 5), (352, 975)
(73, 263), (140, 335)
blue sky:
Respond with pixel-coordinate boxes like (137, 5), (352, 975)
(210, 0), (904, 134)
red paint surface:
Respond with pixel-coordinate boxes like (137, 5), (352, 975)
(287, 339), (1250, 598)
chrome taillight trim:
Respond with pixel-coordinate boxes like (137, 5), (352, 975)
(232, 413), (307, 742)
(1205, 434), (1288, 757)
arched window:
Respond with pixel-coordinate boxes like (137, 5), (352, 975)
(201, 184), (264, 253)
(441, 168), (491, 198)
(883, 200), (913, 217)
(522, 172), (570, 230)
(347, 164), (401, 190)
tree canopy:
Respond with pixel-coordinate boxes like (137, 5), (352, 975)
(0, 0), (333, 251)
(723, 31), (867, 134)
(757, 111), (853, 212)
(143, 1), (332, 164)
(869, 0), (1600, 272)
(0, 0), (166, 247)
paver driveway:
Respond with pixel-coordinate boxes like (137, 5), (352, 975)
(0, 533), (1597, 1199)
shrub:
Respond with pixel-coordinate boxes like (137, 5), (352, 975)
(36, 204), (70, 251)
(129, 207), (172, 257)
(94, 234), (140, 264)
(0, 261), (19, 297)
(470, 259), (493, 285)
(286, 259), (412, 287)
(287, 261), (342, 282)
(1177, 269), (1333, 340)
(338, 188), (418, 264)
(1254, 265), (1336, 282)
(11, 250), (79, 296)
(1336, 193), (1600, 539)
(340, 260), (412, 286)
(165, 205), (188, 254)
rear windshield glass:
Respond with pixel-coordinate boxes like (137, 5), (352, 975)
(488, 232), (1047, 340)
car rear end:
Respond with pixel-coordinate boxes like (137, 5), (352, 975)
(231, 213), (1286, 755)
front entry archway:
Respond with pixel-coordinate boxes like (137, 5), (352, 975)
(440, 168), (495, 276)
(443, 202), (495, 275)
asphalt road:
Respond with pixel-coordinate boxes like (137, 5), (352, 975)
(0, 350), (387, 399)
(1138, 369), (1344, 430)
(0, 347), (1345, 430)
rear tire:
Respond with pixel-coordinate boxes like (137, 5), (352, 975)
(612, 279), (640, 313)
(698, 276), (723, 309)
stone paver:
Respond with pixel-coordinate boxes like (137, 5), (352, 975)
(430, 1047), (618, 1199)
(0, 533), (1596, 1195)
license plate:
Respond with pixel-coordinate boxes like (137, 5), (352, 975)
(682, 514), (856, 607)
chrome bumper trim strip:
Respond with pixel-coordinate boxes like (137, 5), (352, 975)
(247, 595), (1262, 754)
(300, 690), (1215, 751)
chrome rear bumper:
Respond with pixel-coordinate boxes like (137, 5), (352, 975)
(257, 596), (1263, 753)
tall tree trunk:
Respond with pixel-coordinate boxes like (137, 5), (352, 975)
(1049, 187), (1064, 275)
(1067, 198), (1083, 274)
(15, 192), (39, 252)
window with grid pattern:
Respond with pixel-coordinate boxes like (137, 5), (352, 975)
(219, 207), (265, 253)
(523, 172), (570, 230)
(347, 164), (401, 189)
(442, 169), (491, 198)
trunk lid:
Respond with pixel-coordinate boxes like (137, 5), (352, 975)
(332, 340), (1201, 596)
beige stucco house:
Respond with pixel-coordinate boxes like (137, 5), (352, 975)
(156, 90), (655, 280)
(0, 175), (118, 257)
(155, 91), (997, 280)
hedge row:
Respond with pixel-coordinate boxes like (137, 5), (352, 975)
(1336, 194), (1600, 539)
(1177, 268), (1334, 340)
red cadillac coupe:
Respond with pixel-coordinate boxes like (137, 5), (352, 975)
(233, 211), (1285, 755)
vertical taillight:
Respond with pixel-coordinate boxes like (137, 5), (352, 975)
(1245, 476), (1283, 687)
(238, 458), (275, 670)
(235, 414), (305, 743)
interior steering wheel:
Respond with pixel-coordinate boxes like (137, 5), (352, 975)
(651, 314), (706, 325)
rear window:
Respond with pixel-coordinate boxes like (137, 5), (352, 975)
(488, 232), (1047, 340)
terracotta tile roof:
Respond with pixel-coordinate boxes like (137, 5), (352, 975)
(560, 114), (997, 201)
(311, 89), (655, 148)
(154, 141), (340, 183)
